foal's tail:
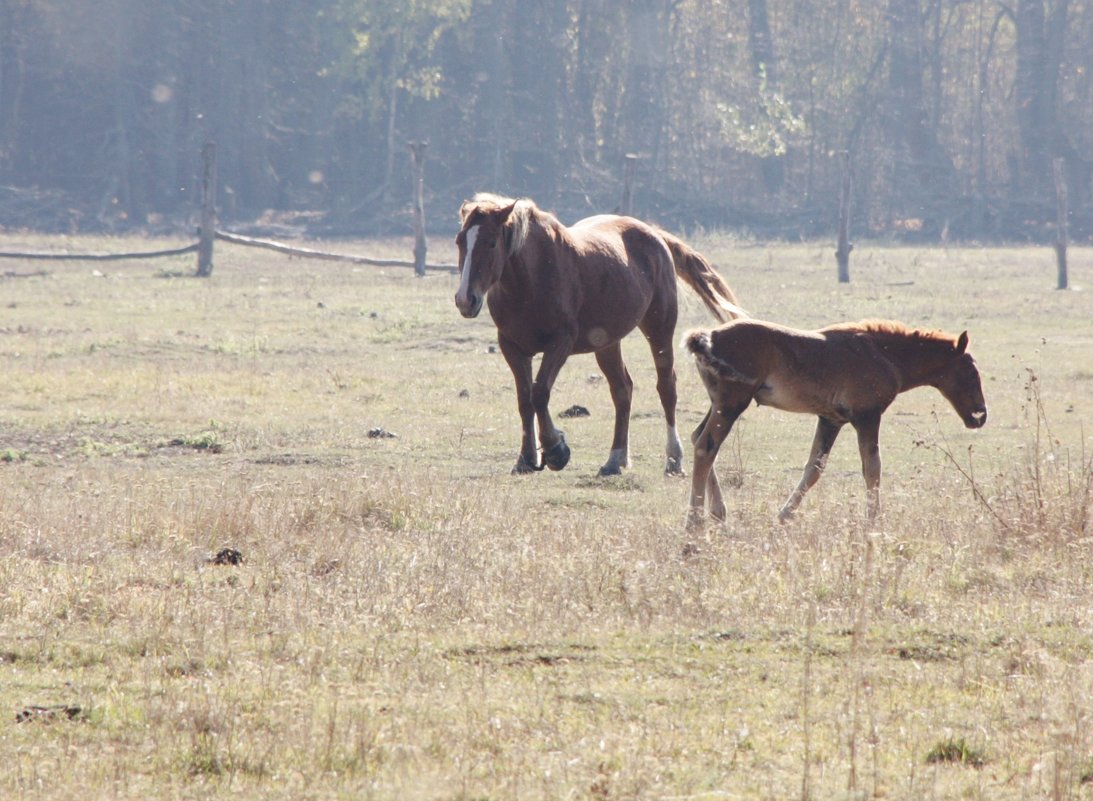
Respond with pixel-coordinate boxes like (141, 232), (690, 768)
(683, 329), (756, 384)
(656, 229), (747, 323)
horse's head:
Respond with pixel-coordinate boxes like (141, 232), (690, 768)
(937, 331), (987, 428)
(454, 198), (518, 318)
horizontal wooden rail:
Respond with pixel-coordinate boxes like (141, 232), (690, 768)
(215, 230), (457, 272)
(0, 243), (199, 261)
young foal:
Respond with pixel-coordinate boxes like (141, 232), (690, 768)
(455, 193), (743, 476)
(683, 319), (987, 528)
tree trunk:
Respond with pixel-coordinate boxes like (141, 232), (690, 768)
(885, 0), (957, 226)
(746, 0), (784, 193)
(621, 0), (669, 168)
(1014, 0), (1087, 207)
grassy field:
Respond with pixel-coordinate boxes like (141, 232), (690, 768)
(0, 232), (1090, 800)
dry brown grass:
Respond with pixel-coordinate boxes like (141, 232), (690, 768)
(0, 234), (1091, 800)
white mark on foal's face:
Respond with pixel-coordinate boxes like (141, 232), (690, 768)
(456, 225), (479, 308)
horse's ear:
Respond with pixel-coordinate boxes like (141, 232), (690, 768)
(458, 200), (475, 223)
(956, 331), (969, 354)
(498, 201), (518, 223)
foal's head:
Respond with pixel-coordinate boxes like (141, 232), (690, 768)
(454, 195), (528, 318)
(935, 331), (988, 428)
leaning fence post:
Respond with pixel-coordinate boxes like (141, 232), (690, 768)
(1052, 158), (1069, 290)
(196, 142), (217, 277)
(408, 141), (428, 277)
(835, 150), (853, 283)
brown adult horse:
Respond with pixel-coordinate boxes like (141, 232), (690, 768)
(683, 318), (987, 528)
(455, 193), (743, 476)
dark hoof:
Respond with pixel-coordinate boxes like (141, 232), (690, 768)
(542, 437), (571, 471)
(597, 463), (622, 477)
(512, 453), (543, 474)
(664, 456), (686, 477)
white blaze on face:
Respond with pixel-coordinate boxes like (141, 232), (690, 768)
(456, 225), (479, 308)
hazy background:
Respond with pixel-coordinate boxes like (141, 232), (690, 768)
(0, 0), (1090, 241)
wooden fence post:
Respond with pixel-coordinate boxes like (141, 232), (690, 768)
(196, 142), (217, 277)
(408, 141), (428, 277)
(1052, 158), (1069, 290)
(620, 153), (638, 216)
(835, 150), (853, 283)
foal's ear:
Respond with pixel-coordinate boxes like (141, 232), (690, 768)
(956, 331), (969, 354)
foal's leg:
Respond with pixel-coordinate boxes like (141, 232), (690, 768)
(497, 335), (539, 474)
(690, 409), (725, 522)
(687, 404), (745, 531)
(778, 416), (844, 522)
(594, 343), (633, 476)
(532, 337), (577, 471)
(852, 414), (882, 522)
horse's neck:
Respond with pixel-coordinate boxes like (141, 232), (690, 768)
(501, 225), (557, 287)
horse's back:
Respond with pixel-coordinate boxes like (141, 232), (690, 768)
(569, 214), (669, 257)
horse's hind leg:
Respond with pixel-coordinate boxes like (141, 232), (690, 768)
(641, 324), (685, 476)
(594, 343), (633, 476)
(778, 416), (844, 522)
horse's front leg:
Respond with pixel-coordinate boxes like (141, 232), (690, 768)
(852, 414), (882, 522)
(497, 336), (539, 474)
(778, 416), (843, 522)
(533, 337), (576, 471)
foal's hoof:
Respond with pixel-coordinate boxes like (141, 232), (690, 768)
(684, 508), (706, 533)
(542, 437), (571, 471)
(664, 456), (686, 477)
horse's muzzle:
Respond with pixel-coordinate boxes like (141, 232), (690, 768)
(455, 292), (483, 318)
(965, 407), (987, 428)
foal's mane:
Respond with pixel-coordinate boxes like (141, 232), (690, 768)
(463, 192), (558, 257)
(837, 319), (960, 349)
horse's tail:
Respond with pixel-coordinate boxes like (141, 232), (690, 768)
(682, 328), (755, 384)
(657, 229), (747, 323)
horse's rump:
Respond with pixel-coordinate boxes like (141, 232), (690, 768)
(655, 229), (745, 323)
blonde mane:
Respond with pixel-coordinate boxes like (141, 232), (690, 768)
(464, 192), (558, 257)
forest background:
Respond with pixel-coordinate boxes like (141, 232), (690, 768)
(0, 0), (1090, 242)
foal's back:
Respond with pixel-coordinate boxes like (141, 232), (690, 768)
(699, 320), (903, 418)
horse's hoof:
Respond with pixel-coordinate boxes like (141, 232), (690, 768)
(597, 463), (622, 477)
(542, 437), (571, 471)
(512, 453), (542, 474)
(664, 456), (686, 477)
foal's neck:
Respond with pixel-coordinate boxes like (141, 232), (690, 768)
(876, 331), (955, 391)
